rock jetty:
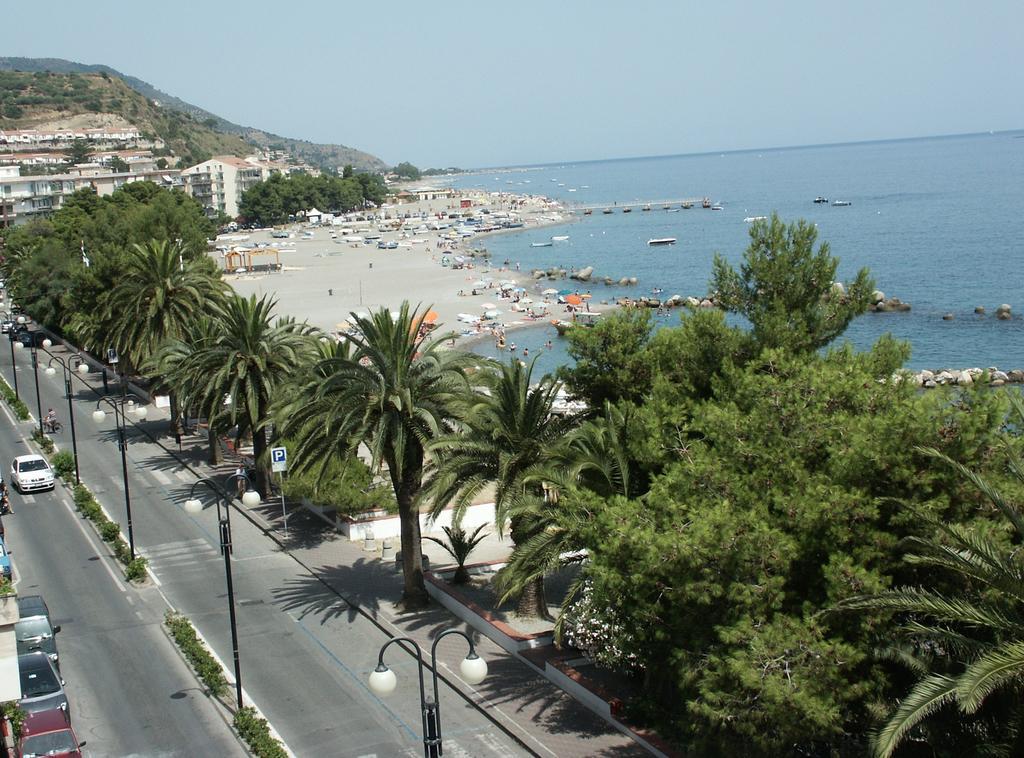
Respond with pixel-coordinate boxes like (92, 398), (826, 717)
(905, 367), (1024, 389)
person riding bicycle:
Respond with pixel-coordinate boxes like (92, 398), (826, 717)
(44, 408), (58, 432)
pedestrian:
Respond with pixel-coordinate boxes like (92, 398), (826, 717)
(522, 347), (529, 358)
(235, 465), (246, 498)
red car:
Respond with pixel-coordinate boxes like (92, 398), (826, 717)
(16, 708), (84, 758)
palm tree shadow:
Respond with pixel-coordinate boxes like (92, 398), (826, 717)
(271, 560), (384, 623)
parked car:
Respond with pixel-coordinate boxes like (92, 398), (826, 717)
(0, 318), (13, 334)
(17, 708), (84, 758)
(0, 536), (11, 579)
(16, 596), (61, 668)
(10, 455), (55, 493)
(16, 330), (48, 348)
(18, 652), (69, 717)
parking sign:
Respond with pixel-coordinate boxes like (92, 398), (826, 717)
(271, 446), (288, 473)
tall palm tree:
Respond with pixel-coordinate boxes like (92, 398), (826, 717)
(284, 302), (473, 609)
(425, 358), (582, 618)
(100, 239), (227, 368)
(179, 294), (317, 495)
(839, 395), (1024, 757)
(94, 239), (226, 429)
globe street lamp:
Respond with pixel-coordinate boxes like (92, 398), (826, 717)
(183, 477), (247, 710)
(44, 353), (89, 484)
(368, 629), (488, 757)
(92, 395), (148, 560)
(28, 335), (53, 437)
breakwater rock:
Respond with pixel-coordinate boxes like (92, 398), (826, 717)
(869, 290), (911, 312)
(905, 367), (1024, 388)
(531, 268), (639, 286)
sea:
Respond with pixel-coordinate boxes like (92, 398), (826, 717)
(443, 131), (1024, 376)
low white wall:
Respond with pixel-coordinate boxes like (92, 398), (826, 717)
(338, 501), (496, 542)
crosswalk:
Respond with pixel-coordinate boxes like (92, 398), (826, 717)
(137, 537), (221, 574)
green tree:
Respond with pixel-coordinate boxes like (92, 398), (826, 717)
(284, 303), (472, 608)
(178, 294), (317, 495)
(108, 156), (130, 173)
(712, 213), (874, 354)
(839, 395), (1024, 757)
(392, 162), (421, 180)
(65, 139), (93, 165)
(426, 358), (581, 617)
(561, 309), (654, 407)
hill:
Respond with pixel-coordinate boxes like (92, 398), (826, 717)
(0, 57), (386, 171)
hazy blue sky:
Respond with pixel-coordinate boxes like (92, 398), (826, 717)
(5, 1), (1022, 167)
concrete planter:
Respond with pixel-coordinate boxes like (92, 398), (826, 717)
(334, 501), (497, 543)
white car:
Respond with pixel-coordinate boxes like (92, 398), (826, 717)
(10, 455), (55, 493)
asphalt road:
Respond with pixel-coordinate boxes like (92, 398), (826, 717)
(0, 401), (246, 756)
(3, 342), (533, 757)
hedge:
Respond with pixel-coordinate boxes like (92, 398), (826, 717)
(164, 612), (228, 697)
(71, 483), (148, 581)
(234, 707), (288, 758)
(0, 376), (30, 420)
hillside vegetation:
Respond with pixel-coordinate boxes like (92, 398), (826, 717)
(0, 57), (386, 171)
(0, 70), (253, 167)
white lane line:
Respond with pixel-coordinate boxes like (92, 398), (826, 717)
(0, 398), (16, 426)
(174, 470), (193, 482)
(58, 496), (126, 592)
(151, 469), (172, 485)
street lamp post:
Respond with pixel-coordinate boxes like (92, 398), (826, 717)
(8, 314), (28, 401)
(183, 477), (254, 711)
(368, 630), (488, 758)
(92, 393), (148, 560)
(44, 353), (90, 485)
(29, 337), (53, 437)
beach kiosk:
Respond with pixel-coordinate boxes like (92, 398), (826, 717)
(306, 207), (323, 225)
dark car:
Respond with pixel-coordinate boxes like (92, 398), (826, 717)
(18, 652), (69, 717)
(17, 707), (84, 757)
(16, 614), (61, 670)
(16, 330), (48, 348)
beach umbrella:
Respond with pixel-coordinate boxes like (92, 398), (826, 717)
(558, 289), (573, 296)
(580, 294), (592, 299)
(335, 320), (351, 331)
(485, 309), (501, 320)
(423, 310), (439, 324)
(565, 294), (583, 306)
(480, 302), (496, 310)
(542, 288), (559, 295)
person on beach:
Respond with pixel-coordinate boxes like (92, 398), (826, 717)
(522, 348), (529, 358)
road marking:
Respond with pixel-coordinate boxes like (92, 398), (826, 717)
(23, 494), (36, 503)
(109, 475), (124, 491)
(151, 469), (172, 485)
(57, 494), (126, 592)
(0, 399), (16, 426)
(175, 469), (193, 482)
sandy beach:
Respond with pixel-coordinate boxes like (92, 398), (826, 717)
(214, 190), (598, 345)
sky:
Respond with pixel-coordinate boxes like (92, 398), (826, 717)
(4, 1), (1022, 168)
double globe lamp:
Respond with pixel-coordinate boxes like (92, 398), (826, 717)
(368, 651), (488, 696)
(183, 488), (261, 513)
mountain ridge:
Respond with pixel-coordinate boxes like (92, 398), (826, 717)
(0, 56), (385, 171)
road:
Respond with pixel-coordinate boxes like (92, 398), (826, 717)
(3, 342), (534, 757)
(0, 400), (245, 756)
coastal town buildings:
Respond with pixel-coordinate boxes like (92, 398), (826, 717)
(180, 155), (270, 218)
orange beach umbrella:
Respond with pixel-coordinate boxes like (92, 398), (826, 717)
(423, 310), (439, 324)
(565, 294), (583, 306)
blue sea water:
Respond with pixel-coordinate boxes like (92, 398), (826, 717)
(446, 132), (1024, 375)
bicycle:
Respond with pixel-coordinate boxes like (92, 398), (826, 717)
(43, 419), (63, 434)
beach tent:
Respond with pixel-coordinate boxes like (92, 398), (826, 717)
(306, 207), (323, 224)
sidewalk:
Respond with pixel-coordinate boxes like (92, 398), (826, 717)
(47, 339), (649, 757)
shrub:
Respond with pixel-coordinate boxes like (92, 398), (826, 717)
(113, 539), (131, 564)
(51, 450), (75, 481)
(31, 429), (56, 456)
(99, 520), (121, 543)
(73, 484), (92, 508)
(165, 612), (228, 697)
(0, 701), (26, 739)
(0, 377), (30, 420)
(234, 707), (288, 758)
(125, 557), (148, 582)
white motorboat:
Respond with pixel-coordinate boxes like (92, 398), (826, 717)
(531, 241), (554, 247)
(647, 238), (677, 246)
(551, 235), (570, 241)
(743, 216), (768, 222)
(832, 200), (852, 206)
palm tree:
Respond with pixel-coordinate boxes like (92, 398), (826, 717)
(99, 239), (227, 368)
(425, 358), (582, 618)
(94, 239), (227, 429)
(839, 395), (1024, 757)
(284, 302), (473, 609)
(424, 524), (489, 585)
(178, 294), (317, 495)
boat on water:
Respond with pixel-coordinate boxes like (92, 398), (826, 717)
(814, 196), (829, 204)
(711, 204), (724, 211)
(701, 198), (711, 209)
(531, 241), (554, 247)
(832, 200), (852, 206)
(682, 202), (693, 209)
(743, 216), (768, 222)
(602, 208), (614, 214)
(622, 208), (632, 213)
(667, 208), (680, 213)
(642, 204), (652, 211)
(662, 204), (672, 210)
(583, 209), (592, 215)
(647, 237), (677, 246)
(551, 235), (570, 241)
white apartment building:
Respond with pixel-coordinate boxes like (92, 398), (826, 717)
(0, 126), (142, 147)
(0, 165), (183, 227)
(180, 156), (269, 218)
